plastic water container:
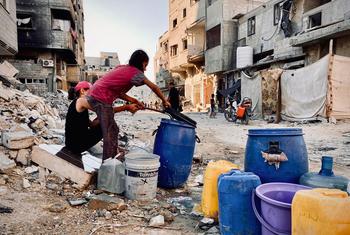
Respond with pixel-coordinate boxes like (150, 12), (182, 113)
(237, 46), (253, 68)
(201, 160), (239, 219)
(300, 156), (349, 192)
(124, 152), (160, 200)
(218, 170), (261, 235)
(245, 128), (309, 183)
(153, 118), (197, 188)
(292, 188), (350, 235)
(253, 183), (310, 235)
(97, 158), (125, 194)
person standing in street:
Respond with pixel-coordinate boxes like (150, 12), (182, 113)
(168, 81), (180, 112)
(86, 49), (170, 161)
(209, 94), (216, 118)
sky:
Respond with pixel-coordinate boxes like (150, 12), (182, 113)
(83, 0), (169, 81)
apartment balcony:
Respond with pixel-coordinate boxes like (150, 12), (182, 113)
(188, 44), (204, 63)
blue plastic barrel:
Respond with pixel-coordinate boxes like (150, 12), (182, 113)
(218, 170), (261, 235)
(245, 128), (308, 184)
(153, 118), (196, 188)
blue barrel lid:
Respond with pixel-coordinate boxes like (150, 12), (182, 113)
(160, 118), (195, 129)
(248, 128), (304, 136)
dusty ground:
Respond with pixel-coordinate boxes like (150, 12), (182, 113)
(1, 111), (349, 235)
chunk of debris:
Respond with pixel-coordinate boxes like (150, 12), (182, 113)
(48, 202), (67, 213)
(16, 148), (31, 166)
(0, 152), (16, 171)
(87, 194), (127, 211)
(22, 178), (31, 189)
(2, 131), (34, 150)
(149, 215), (165, 227)
(24, 166), (39, 174)
(31, 145), (93, 189)
(67, 198), (88, 207)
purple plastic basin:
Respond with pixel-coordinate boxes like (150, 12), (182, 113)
(255, 183), (310, 235)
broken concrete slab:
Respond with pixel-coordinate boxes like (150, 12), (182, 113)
(0, 152), (16, 171)
(2, 131), (34, 150)
(31, 145), (93, 189)
(149, 215), (165, 227)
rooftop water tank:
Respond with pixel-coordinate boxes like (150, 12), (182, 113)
(237, 46), (253, 68)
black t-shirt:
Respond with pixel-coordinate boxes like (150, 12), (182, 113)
(65, 99), (89, 149)
(169, 87), (179, 109)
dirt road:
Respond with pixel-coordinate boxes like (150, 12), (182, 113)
(1, 112), (349, 234)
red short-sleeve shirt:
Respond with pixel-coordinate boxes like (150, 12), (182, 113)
(89, 65), (146, 104)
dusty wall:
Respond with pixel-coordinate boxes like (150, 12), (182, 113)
(0, 0), (17, 56)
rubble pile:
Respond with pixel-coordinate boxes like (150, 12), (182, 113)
(0, 82), (64, 171)
(41, 91), (70, 119)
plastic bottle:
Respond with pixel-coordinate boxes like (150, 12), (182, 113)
(300, 156), (349, 192)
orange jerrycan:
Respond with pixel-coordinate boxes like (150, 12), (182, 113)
(292, 188), (350, 235)
(201, 160), (239, 219)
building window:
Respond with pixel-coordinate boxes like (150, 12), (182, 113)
(273, 2), (282, 25)
(308, 12), (322, 28)
(51, 9), (73, 31)
(182, 38), (188, 50)
(17, 13), (33, 29)
(173, 18), (178, 28)
(206, 24), (221, 49)
(247, 16), (255, 36)
(164, 42), (168, 52)
(170, 45), (178, 56)
(183, 8), (187, 18)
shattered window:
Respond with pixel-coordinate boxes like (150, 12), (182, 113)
(173, 18), (178, 28)
(182, 38), (188, 50)
(17, 13), (33, 29)
(52, 19), (71, 31)
(248, 16), (255, 36)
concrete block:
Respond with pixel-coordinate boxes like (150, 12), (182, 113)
(2, 131), (34, 150)
(31, 145), (93, 189)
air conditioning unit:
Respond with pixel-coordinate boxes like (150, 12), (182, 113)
(42, 59), (54, 67)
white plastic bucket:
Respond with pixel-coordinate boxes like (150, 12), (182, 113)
(124, 152), (160, 200)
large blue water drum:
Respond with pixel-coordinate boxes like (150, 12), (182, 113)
(245, 128), (309, 184)
(153, 118), (196, 188)
(218, 170), (261, 235)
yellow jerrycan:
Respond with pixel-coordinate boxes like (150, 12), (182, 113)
(292, 188), (350, 235)
(201, 160), (239, 219)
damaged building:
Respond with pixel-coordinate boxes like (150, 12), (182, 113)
(154, 0), (209, 110)
(205, 0), (268, 108)
(7, 0), (86, 95)
(85, 52), (120, 83)
(224, 0), (350, 121)
(0, 0), (18, 58)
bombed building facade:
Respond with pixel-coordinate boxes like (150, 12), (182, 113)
(6, 0), (86, 95)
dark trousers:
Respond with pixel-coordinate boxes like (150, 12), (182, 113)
(66, 125), (102, 154)
(87, 96), (119, 161)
